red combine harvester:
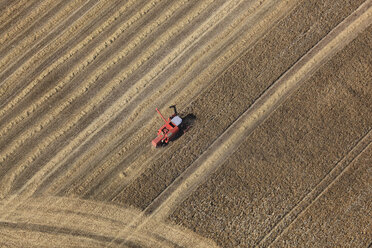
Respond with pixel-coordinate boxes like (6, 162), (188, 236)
(152, 106), (183, 147)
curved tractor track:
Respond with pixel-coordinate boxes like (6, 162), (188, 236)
(0, 0), (371, 247)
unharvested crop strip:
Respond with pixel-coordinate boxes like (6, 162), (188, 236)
(0, 0), (96, 76)
(0, 0), (171, 188)
(137, 0), (372, 225)
(0, 0), (141, 117)
(257, 130), (372, 247)
(0, 0), (83, 73)
(0, 197), (122, 246)
(4, 0), (228, 202)
(0, 196), (132, 246)
(0, 0), (205, 196)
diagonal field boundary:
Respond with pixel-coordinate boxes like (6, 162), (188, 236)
(143, 0), (372, 223)
(108, 0), (372, 246)
(256, 130), (372, 247)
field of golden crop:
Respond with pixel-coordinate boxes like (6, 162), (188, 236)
(0, 0), (371, 247)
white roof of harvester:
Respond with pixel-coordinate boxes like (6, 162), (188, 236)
(171, 116), (182, 126)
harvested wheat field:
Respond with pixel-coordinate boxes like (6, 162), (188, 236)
(0, 0), (371, 247)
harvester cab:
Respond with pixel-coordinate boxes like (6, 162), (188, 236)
(152, 106), (183, 147)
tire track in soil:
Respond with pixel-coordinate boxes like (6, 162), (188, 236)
(5, 0), (171, 196)
(0, 0), (210, 198)
(257, 130), (372, 247)
(0, 221), (128, 246)
(77, 0), (300, 202)
(0, 0), (176, 165)
(21, 0), (234, 201)
(109, 2), (372, 244)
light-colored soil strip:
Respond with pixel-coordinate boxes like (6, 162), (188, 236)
(257, 130), (372, 247)
(91, 0), (301, 202)
(25, 0), (235, 198)
(58, 0), (291, 201)
(141, 0), (372, 224)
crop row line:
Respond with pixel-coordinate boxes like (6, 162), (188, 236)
(0, 196), (215, 247)
(53, 0), (288, 200)
(1, 0), (227, 202)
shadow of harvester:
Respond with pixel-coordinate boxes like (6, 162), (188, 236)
(153, 105), (196, 147)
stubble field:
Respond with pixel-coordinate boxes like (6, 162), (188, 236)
(0, 0), (371, 247)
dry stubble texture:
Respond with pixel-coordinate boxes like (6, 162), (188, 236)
(272, 145), (372, 247)
(169, 24), (372, 247)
